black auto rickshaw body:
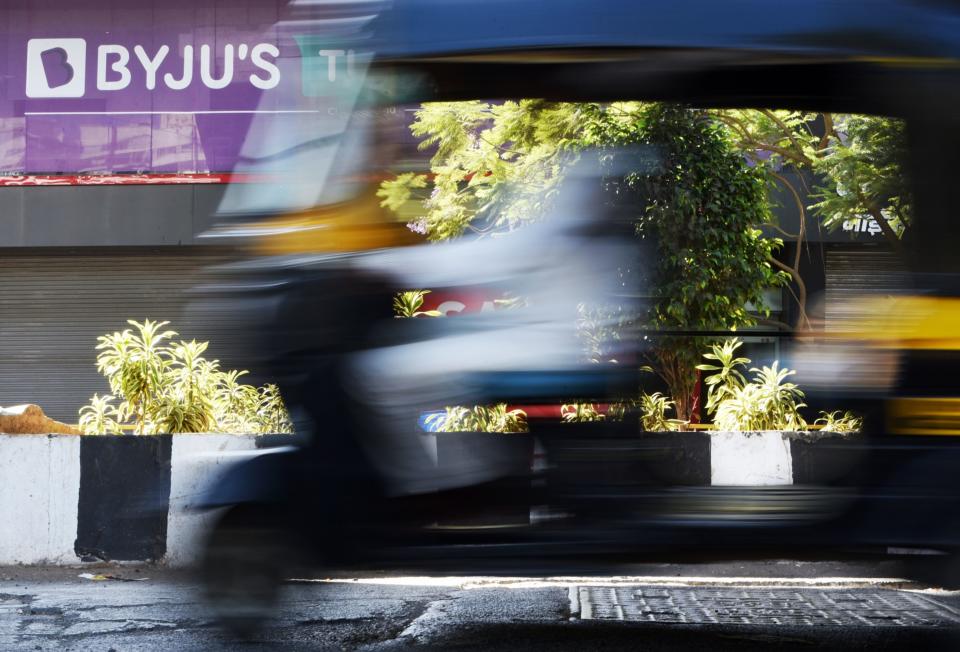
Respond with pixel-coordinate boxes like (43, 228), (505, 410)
(193, 0), (960, 631)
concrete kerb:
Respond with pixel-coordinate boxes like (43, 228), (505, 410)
(0, 434), (80, 565)
(0, 433), (280, 566)
(165, 434), (261, 567)
(0, 430), (855, 565)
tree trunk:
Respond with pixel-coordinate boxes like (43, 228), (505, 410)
(654, 340), (700, 427)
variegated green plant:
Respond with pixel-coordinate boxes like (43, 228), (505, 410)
(95, 319), (177, 433)
(393, 290), (443, 318)
(255, 384), (294, 434)
(78, 393), (124, 435)
(425, 404), (528, 433)
(712, 362), (807, 432)
(640, 392), (686, 432)
(81, 320), (293, 435)
(814, 410), (862, 434)
(696, 338), (750, 415)
(560, 403), (605, 423)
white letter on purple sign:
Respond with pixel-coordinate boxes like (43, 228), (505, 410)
(134, 44), (170, 90)
(249, 43), (280, 90)
(200, 44), (234, 90)
(163, 45), (193, 90)
(318, 49), (345, 82)
(97, 44), (131, 91)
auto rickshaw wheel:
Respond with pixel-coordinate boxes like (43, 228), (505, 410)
(201, 506), (291, 638)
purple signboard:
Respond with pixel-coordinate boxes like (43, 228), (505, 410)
(0, 0), (359, 175)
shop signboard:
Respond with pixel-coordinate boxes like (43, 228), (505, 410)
(0, 1), (366, 177)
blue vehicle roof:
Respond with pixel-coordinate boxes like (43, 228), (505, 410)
(371, 0), (960, 62)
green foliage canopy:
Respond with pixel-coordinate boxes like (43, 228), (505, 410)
(712, 109), (910, 249)
(811, 115), (911, 243)
(380, 101), (788, 421)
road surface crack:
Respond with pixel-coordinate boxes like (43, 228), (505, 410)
(395, 597), (455, 644)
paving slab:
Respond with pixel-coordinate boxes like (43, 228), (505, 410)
(574, 585), (960, 627)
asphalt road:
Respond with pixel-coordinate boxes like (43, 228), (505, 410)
(3, 561), (960, 651)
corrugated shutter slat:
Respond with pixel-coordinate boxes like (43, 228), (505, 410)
(0, 250), (229, 422)
(825, 247), (908, 329)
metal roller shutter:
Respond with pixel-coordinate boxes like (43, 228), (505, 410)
(0, 249), (231, 422)
(825, 246), (908, 329)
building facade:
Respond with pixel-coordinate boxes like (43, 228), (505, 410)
(0, 2), (901, 422)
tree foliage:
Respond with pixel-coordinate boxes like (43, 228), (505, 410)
(712, 109), (910, 250)
(380, 101), (787, 421)
(706, 110), (911, 329)
(377, 100), (583, 240)
(811, 115), (910, 243)
(611, 105), (786, 419)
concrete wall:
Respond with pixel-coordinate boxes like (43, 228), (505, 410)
(75, 435), (172, 562)
(0, 435), (80, 565)
(165, 434), (260, 567)
(0, 433), (272, 566)
(0, 430), (842, 566)
(0, 184), (226, 246)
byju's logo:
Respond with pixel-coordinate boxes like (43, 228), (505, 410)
(26, 38), (87, 98)
(25, 38), (280, 97)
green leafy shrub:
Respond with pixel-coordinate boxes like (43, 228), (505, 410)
(255, 384), (293, 434)
(560, 400), (637, 424)
(393, 290), (443, 318)
(560, 396), (689, 431)
(425, 404), (528, 433)
(698, 339), (807, 431)
(696, 337), (750, 414)
(94, 319), (175, 434)
(814, 410), (862, 434)
(151, 339), (217, 434)
(712, 363), (807, 432)
(640, 392), (686, 431)
(560, 403), (605, 423)
(79, 319), (293, 435)
(77, 394), (123, 435)
(541, 339), (860, 435)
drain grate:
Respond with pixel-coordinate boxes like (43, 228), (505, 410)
(574, 586), (960, 627)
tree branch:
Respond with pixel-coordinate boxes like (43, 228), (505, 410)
(769, 171), (806, 270)
(763, 223), (801, 239)
(711, 113), (756, 145)
(756, 317), (795, 331)
(758, 109), (813, 167)
(770, 256), (811, 330)
(768, 171), (812, 329)
(713, 112), (814, 169)
(818, 113), (834, 153)
(856, 189), (905, 254)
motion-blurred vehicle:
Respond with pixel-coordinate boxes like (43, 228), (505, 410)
(194, 0), (960, 632)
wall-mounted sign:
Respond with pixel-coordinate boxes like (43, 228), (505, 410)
(25, 39), (282, 98)
(841, 215), (902, 237)
(1, 1), (368, 176)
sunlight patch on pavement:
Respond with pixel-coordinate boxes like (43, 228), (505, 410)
(287, 575), (952, 591)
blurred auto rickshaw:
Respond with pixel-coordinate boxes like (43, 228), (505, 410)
(193, 0), (960, 633)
